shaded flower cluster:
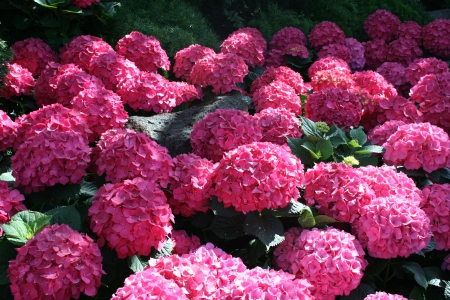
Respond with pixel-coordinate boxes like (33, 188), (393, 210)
(363, 40), (388, 69)
(345, 37), (366, 71)
(264, 48), (288, 68)
(220, 27), (266, 67)
(173, 44), (216, 82)
(0, 181), (26, 225)
(311, 68), (355, 92)
(387, 38), (422, 66)
(405, 57), (449, 86)
(252, 80), (303, 115)
(250, 66), (306, 95)
(397, 21), (422, 45)
(284, 43), (310, 59)
(171, 229), (202, 255)
(34, 62), (61, 107)
(364, 9), (400, 42)
(364, 292), (408, 300)
(270, 27), (307, 51)
(11, 38), (59, 76)
(308, 21), (346, 50)
(308, 56), (351, 79)
(377, 62), (407, 87)
(353, 70), (398, 100)
(317, 43), (351, 63)
(0, 110), (18, 151)
(0, 63), (35, 99)
(422, 19), (450, 57)
(368, 120), (407, 146)
(254, 107), (302, 145)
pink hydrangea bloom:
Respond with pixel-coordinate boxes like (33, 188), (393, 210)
(146, 243), (247, 298)
(422, 19), (450, 57)
(303, 162), (375, 223)
(405, 57), (449, 86)
(264, 48), (288, 68)
(317, 43), (351, 63)
(250, 66), (306, 95)
(0, 181), (26, 225)
(254, 107), (302, 144)
(364, 292), (408, 300)
(70, 0), (99, 8)
(397, 21), (422, 46)
(273, 227), (368, 300)
(11, 38), (59, 76)
(213, 142), (304, 214)
(88, 177), (173, 258)
(60, 35), (113, 71)
(190, 52), (248, 94)
(8, 224), (105, 300)
(377, 62), (407, 87)
(368, 120), (407, 146)
(11, 130), (90, 193)
(116, 31), (170, 73)
(252, 80), (303, 115)
(190, 109), (262, 162)
(442, 253), (450, 271)
(88, 51), (140, 91)
(170, 81), (202, 104)
(387, 38), (422, 66)
(111, 271), (187, 300)
(363, 39), (389, 69)
(0, 110), (18, 151)
(171, 229), (202, 255)
(311, 68), (355, 92)
(284, 43), (310, 59)
(220, 27), (267, 67)
(270, 27), (307, 51)
(356, 196), (431, 258)
(353, 70), (398, 99)
(0, 63), (35, 99)
(306, 87), (362, 129)
(308, 21), (346, 50)
(422, 184), (450, 250)
(34, 62), (61, 107)
(364, 9), (400, 42)
(383, 122), (450, 173)
(169, 153), (216, 217)
(93, 129), (173, 186)
(173, 44), (216, 82)
(357, 165), (425, 207)
(308, 56), (351, 79)
(345, 37), (366, 71)
(69, 87), (128, 142)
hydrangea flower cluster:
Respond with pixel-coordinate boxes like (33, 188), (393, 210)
(0, 181), (26, 225)
(111, 271), (187, 300)
(363, 39), (388, 69)
(364, 9), (400, 42)
(345, 37), (366, 71)
(353, 70), (398, 99)
(422, 19), (450, 57)
(364, 292), (408, 300)
(270, 27), (307, 51)
(397, 21), (422, 45)
(264, 48), (288, 68)
(306, 87), (362, 129)
(88, 177), (174, 258)
(421, 184), (450, 250)
(284, 43), (310, 58)
(34, 62), (61, 107)
(0, 63), (35, 99)
(250, 66), (306, 95)
(303, 162), (375, 223)
(190, 109), (262, 162)
(213, 142), (304, 214)
(8, 224), (104, 300)
(254, 107), (302, 144)
(116, 31), (170, 73)
(171, 229), (202, 255)
(70, 0), (100, 8)
(173, 44), (216, 82)
(356, 196), (431, 258)
(405, 57), (449, 86)
(190, 52), (248, 94)
(368, 120), (407, 146)
(377, 62), (407, 87)
(317, 43), (351, 63)
(308, 21), (346, 50)
(221, 27), (266, 67)
(273, 227), (367, 300)
(383, 122), (450, 173)
(252, 80), (303, 115)
(11, 38), (59, 76)
(169, 153), (216, 217)
(311, 68), (355, 92)
(308, 56), (351, 79)
(93, 129), (173, 186)
(387, 38), (422, 66)
(0, 110), (18, 151)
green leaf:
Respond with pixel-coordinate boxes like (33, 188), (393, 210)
(409, 285), (425, 300)
(62, 5), (82, 13)
(287, 137), (315, 167)
(315, 139), (333, 160)
(298, 207), (316, 228)
(300, 116), (322, 137)
(13, 15), (31, 30)
(47, 0), (69, 5)
(403, 261), (428, 289)
(154, 237), (174, 258)
(415, 240), (436, 257)
(328, 125), (349, 147)
(244, 213), (285, 249)
(45, 205), (81, 231)
(33, 0), (57, 8)
(189, 210), (213, 229)
(127, 255), (148, 273)
(314, 215), (338, 226)
(349, 127), (367, 146)
(269, 200), (306, 216)
(30, 215), (53, 234)
(209, 196), (241, 217)
(355, 145), (385, 155)
(80, 180), (99, 198)
(429, 168), (450, 183)
(348, 139), (360, 148)
(39, 14), (60, 27)
(423, 266), (450, 287)
(445, 281), (450, 299)
(0, 170), (14, 184)
(301, 141), (320, 159)
(340, 283), (375, 300)
(0, 240), (17, 285)
(364, 257), (389, 276)
(11, 210), (47, 225)
(358, 156), (379, 167)
(0, 222), (31, 245)
(209, 215), (246, 240)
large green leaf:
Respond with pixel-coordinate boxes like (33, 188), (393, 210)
(209, 197), (241, 217)
(244, 213), (284, 249)
(403, 261), (428, 289)
(300, 116), (322, 137)
(286, 137), (315, 167)
(127, 255), (148, 273)
(0, 240), (17, 285)
(349, 127), (367, 146)
(0, 221), (31, 246)
(209, 215), (246, 240)
(153, 237), (174, 258)
(298, 206), (315, 228)
(316, 139), (333, 160)
(45, 205), (81, 231)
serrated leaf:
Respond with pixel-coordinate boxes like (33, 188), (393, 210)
(404, 261), (428, 289)
(45, 206), (81, 231)
(0, 240), (17, 284)
(301, 141), (320, 159)
(270, 200), (306, 216)
(209, 196), (241, 217)
(287, 137), (315, 167)
(357, 156), (379, 167)
(415, 240), (436, 257)
(316, 139), (333, 160)
(80, 180), (99, 198)
(33, 0), (57, 8)
(11, 210), (47, 225)
(300, 116), (322, 137)
(127, 255), (148, 273)
(209, 215), (246, 240)
(298, 207), (315, 228)
(1, 222), (31, 245)
(340, 283), (375, 300)
(429, 168), (450, 183)
(189, 210), (213, 229)
(409, 285), (425, 300)
(423, 266), (450, 287)
(154, 238), (174, 258)
(30, 215), (52, 234)
(349, 127), (367, 146)
(314, 215), (338, 226)
(364, 257), (389, 276)
(445, 281), (450, 299)
(244, 213), (284, 249)
(41, 183), (82, 202)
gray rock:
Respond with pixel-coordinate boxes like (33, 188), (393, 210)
(125, 95), (249, 157)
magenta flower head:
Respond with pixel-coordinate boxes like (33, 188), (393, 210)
(306, 87), (362, 129)
(190, 109), (262, 162)
(250, 66), (306, 95)
(93, 129), (173, 186)
(387, 38), (422, 66)
(89, 177), (173, 258)
(317, 43), (351, 63)
(116, 31), (170, 73)
(221, 27), (267, 67)
(284, 43), (310, 59)
(171, 229), (202, 255)
(364, 9), (400, 42)
(70, 0), (99, 8)
(368, 120), (407, 146)
(308, 21), (346, 50)
(264, 48), (288, 68)
(363, 39), (389, 70)
(34, 62), (61, 107)
(254, 107), (302, 145)
(8, 224), (105, 300)
(397, 21), (422, 46)
(111, 271), (188, 300)
(308, 56), (351, 79)
(364, 292), (408, 300)
(270, 27), (307, 51)
(383, 122), (450, 173)
(213, 142), (304, 214)
(311, 68), (355, 92)
(405, 57), (449, 86)
(377, 62), (407, 88)
(422, 183), (450, 250)
(0, 110), (18, 151)
(11, 38), (59, 76)
(174, 44), (216, 82)
(356, 196), (431, 259)
(169, 153), (216, 217)
(0, 181), (26, 225)
(422, 19), (450, 57)
(345, 37), (366, 71)
(353, 70), (398, 99)
(273, 227), (368, 300)
(190, 52), (248, 94)
(252, 80), (303, 115)
(0, 63), (35, 99)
